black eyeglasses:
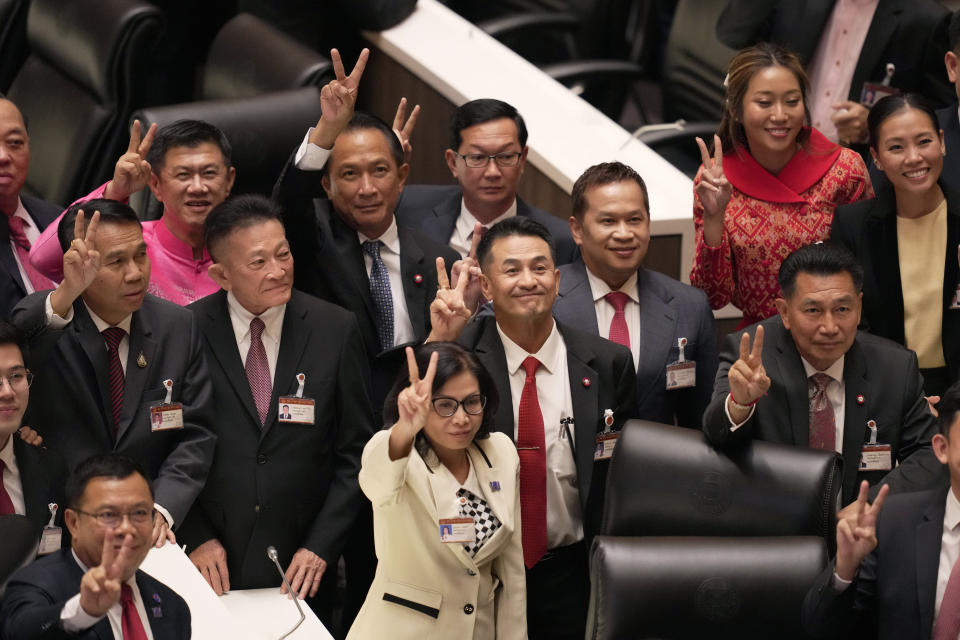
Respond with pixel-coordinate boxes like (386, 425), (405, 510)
(431, 393), (486, 417)
(74, 508), (156, 528)
(457, 152), (522, 168)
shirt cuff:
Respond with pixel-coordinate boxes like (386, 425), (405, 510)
(725, 395), (755, 432)
(830, 571), (853, 592)
(60, 593), (104, 632)
(155, 503), (174, 529)
(44, 292), (73, 328)
(294, 128), (332, 170)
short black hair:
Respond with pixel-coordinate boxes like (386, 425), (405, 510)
(867, 93), (940, 151)
(383, 342), (497, 459)
(777, 242), (864, 299)
(449, 99), (528, 151)
(57, 199), (142, 253)
(571, 161), (650, 220)
(476, 216), (557, 270)
(949, 11), (960, 53)
(65, 454), (153, 510)
(145, 119), (232, 171)
(204, 194), (284, 263)
(328, 112), (404, 173)
(938, 381), (960, 437)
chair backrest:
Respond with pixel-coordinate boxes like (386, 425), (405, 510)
(0, 514), (40, 586)
(7, 0), (162, 204)
(0, 0), (29, 92)
(661, 0), (735, 122)
(200, 13), (333, 101)
(602, 421), (841, 540)
(587, 535), (827, 640)
(129, 87), (323, 218)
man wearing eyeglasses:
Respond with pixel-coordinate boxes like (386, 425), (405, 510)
(1, 453), (191, 639)
(0, 321), (67, 572)
(396, 98), (578, 264)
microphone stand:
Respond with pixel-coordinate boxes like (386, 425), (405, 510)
(267, 546), (306, 639)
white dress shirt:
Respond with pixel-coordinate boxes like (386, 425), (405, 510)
(357, 218), (416, 348)
(584, 266), (641, 369)
(0, 434), (25, 515)
(60, 550), (155, 639)
(9, 198), (42, 294)
(431, 455), (484, 520)
(226, 292), (286, 384)
(448, 199), (517, 258)
(496, 320), (583, 548)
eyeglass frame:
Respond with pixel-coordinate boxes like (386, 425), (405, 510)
(456, 152), (523, 169)
(431, 393), (487, 417)
(72, 508), (157, 528)
(0, 368), (33, 390)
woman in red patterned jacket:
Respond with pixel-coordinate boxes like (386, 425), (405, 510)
(690, 42), (873, 328)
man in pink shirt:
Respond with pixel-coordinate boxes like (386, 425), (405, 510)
(29, 120), (236, 306)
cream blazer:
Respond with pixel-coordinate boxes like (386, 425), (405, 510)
(347, 429), (527, 640)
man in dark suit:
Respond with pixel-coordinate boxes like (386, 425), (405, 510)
(1, 454), (191, 639)
(553, 162), (717, 428)
(428, 216), (636, 640)
(802, 382), (960, 640)
(0, 98), (60, 317)
(11, 199), (215, 548)
(179, 194), (374, 631)
(395, 99), (577, 264)
(703, 243), (943, 506)
(940, 10), (960, 195)
(0, 321), (67, 565)
(717, 0), (953, 145)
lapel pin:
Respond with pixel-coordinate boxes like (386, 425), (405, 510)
(856, 394), (865, 405)
(151, 606), (163, 618)
(152, 593), (161, 603)
(489, 481), (501, 492)
(137, 352), (147, 368)
(604, 409), (614, 428)
(582, 377), (591, 388)
(413, 273), (423, 284)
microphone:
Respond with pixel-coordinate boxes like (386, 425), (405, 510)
(267, 546), (305, 639)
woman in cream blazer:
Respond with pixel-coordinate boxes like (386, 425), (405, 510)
(348, 342), (526, 640)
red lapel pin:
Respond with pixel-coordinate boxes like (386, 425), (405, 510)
(413, 273), (423, 284)
(582, 377), (591, 388)
(856, 394), (865, 405)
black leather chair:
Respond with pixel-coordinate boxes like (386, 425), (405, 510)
(6, 0), (162, 205)
(602, 420), (842, 540)
(587, 535), (828, 640)
(0, 514), (40, 587)
(0, 0), (30, 92)
(128, 87), (323, 217)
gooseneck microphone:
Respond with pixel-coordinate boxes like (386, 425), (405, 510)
(267, 546), (306, 639)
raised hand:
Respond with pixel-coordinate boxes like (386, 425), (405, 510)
(311, 48), (370, 149)
(104, 120), (156, 201)
(835, 481), (889, 581)
(428, 257), (472, 342)
(695, 134), (732, 246)
(17, 425), (43, 447)
(397, 347), (438, 433)
(50, 209), (102, 318)
(392, 97), (421, 165)
(79, 531), (135, 617)
(728, 325), (770, 407)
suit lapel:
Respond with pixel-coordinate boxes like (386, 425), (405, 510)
(916, 491), (947, 639)
(866, 192), (904, 341)
(420, 451), (478, 572)
(636, 270), (676, 406)
(397, 227), (429, 341)
(137, 572), (176, 638)
(560, 325), (599, 513)
(262, 296), (311, 440)
(13, 438), (50, 532)
(850, 0), (904, 97)
(330, 213), (379, 329)
(201, 292), (262, 428)
(117, 309), (157, 442)
(941, 193), (960, 373)
(421, 192), (460, 245)
(841, 340), (869, 502)
(473, 320), (516, 439)
(71, 303), (114, 439)
(469, 441), (513, 566)
(770, 322), (809, 447)
(555, 260), (599, 335)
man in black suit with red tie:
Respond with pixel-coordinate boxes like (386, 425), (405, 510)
(0, 99), (60, 316)
(179, 194), (374, 632)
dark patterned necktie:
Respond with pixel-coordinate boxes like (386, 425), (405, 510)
(604, 291), (631, 348)
(808, 373), (836, 451)
(362, 240), (394, 351)
(246, 317), (270, 426)
(102, 327), (126, 437)
(457, 487), (501, 557)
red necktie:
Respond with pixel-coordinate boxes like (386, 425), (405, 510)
(120, 583), (149, 640)
(518, 356), (547, 568)
(102, 327), (126, 438)
(604, 291), (631, 349)
(246, 317), (270, 426)
(808, 373), (835, 451)
(0, 460), (15, 515)
(6, 215), (55, 291)
(935, 552), (960, 640)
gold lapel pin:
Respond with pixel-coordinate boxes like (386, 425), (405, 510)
(137, 352), (147, 368)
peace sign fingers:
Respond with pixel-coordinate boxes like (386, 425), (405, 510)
(436, 256), (451, 290)
(405, 345), (421, 388)
(331, 47), (369, 91)
(127, 120), (143, 155)
(138, 122), (157, 158)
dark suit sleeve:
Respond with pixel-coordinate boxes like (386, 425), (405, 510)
(9, 292), (61, 366)
(153, 313), (217, 525)
(1, 571), (75, 640)
(301, 317), (376, 562)
(715, 0), (776, 49)
(802, 557), (876, 639)
(677, 292), (719, 430)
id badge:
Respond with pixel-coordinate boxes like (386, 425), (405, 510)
(666, 337), (696, 389)
(37, 503), (61, 555)
(278, 397), (315, 425)
(594, 431), (619, 461)
(439, 518), (474, 543)
(859, 82), (897, 108)
(949, 281), (960, 310)
(860, 444), (892, 471)
(151, 379), (183, 431)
